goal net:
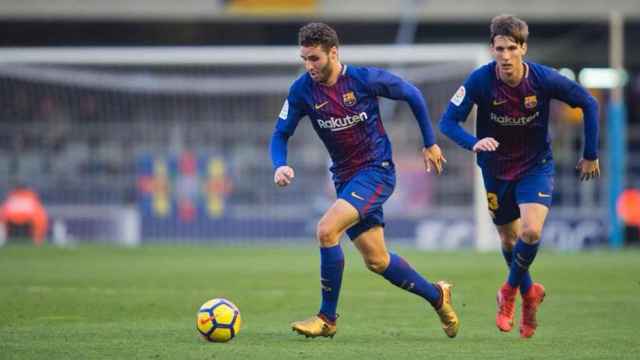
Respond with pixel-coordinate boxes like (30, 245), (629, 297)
(0, 45), (494, 248)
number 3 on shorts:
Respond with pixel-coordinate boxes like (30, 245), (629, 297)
(487, 192), (499, 211)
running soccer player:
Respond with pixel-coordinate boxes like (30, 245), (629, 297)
(270, 22), (459, 339)
(439, 15), (599, 338)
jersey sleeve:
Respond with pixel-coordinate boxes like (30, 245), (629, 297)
(542, 66), (599, 160)
(270, 85), (306, 170)
(438, 70), (482, 151)
(364, 67), (435, 147)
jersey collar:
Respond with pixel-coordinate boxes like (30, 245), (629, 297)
(494, 62), (529, 84)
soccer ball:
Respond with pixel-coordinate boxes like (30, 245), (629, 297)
(196, 298), (242, 343)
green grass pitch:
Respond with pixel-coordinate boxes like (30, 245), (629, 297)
(1, 244), (639, 359)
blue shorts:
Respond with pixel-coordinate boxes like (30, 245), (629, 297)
(335, 166), (396, 240)
(482, 159), (554, 226)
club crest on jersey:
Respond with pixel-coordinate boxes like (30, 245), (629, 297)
(524, 95), (538, 109)
(342, 91), (357, 106)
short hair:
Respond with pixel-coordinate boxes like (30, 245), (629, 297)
(490, 15), (529, 45)
(298, 22), (339, 52)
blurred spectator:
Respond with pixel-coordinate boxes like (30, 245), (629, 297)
(618, 189), (640, 246)
(0, 183), (49, 245)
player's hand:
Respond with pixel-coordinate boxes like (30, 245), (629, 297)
(274, 165), (295, 187)
(422, 144), (447, 175)
(473, 137), (500, 152)
(576, 158), (600, 181)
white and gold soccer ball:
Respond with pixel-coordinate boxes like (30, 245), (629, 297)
(196, 298), (242, 342)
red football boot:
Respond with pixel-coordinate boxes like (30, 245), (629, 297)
(520, 283), (546, 338)
(496, 282), (517, 332)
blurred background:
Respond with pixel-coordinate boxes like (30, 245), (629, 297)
(0, 0), (638, 250)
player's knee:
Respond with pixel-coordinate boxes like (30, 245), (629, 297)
(316, 222), (339, 247)
(498, 231), (517, 250)
(520, 226), (542, 244)
(364, 255), (389, 274)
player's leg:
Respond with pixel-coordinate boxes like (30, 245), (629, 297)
(507, 203), (547, 290)
(316, 199), (359, 321)
(341, 166), (443, 307)
(510, 166), (553, 338)
(497, 219), (533, 295)
(351, 225), (389, 272)
(497, 219), (520, 272)
(291, 199), (359, 338)
(352, 226), (459, 338)
(495, 220), (520, 332)
(483, 175), (521, 333)
(515, 203), (548, 338)
(353, 226), (442, 307)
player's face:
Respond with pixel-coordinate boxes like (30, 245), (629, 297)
(491, 35), (527, 79)
(300, 45), (337, 83)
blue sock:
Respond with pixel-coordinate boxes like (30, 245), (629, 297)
(502, 248), (533, 295)
(507, 239), (539, 290)
(318, 245), (344, 323)
(381, 253), (442, 308)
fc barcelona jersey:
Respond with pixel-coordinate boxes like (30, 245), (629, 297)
(274, 65), (433, 183)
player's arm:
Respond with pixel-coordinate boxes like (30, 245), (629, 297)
(365, 68), (446, 174)
(544, 67), (600, 181)
(270, 93), (305, 187)
(438, 73), (498, 153)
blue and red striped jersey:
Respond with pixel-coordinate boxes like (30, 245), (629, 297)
(271, 64), (434, 183)
(439, 61), (599, 180)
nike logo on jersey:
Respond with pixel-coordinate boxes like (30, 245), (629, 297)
(315, 101), (329, 110)
(538, 192), (551, 198)
(492, 99), (508, 106)
(351, 192), (365, 200)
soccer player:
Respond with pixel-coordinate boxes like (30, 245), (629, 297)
(270, 22), (459, 339)
(439, 15), (600, 338)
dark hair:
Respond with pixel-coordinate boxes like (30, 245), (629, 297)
(490, 15), (529, 45)
(298, 22), (339, 52)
